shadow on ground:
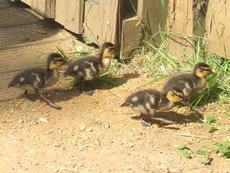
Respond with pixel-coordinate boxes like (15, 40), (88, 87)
(131, 110), (203, 128)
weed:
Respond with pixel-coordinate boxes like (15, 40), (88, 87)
(56, 45), (70, 62)
(83, 36), (93, 45)
(227, 114), (230, 119)
(214, 140), (230, 158)
(177, 143), (192, 159)
(195, 149), (207, 155)
(205, 115), (218, 133)
(207, 115), (216, 124)
(207, 124), (217, 133)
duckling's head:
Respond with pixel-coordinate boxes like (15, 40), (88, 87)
(47, 53), (65, 70)
(166, 87), (184, 103)
(100, 42), (116, 59)
(194, 62), (216, 78)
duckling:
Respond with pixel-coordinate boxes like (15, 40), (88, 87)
(8, 53), (66, 109)
(121, 87), (184, 125)
(162, 62), (216, 105)
(63, 42), (116, 95)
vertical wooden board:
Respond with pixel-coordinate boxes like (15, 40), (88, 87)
(120, 17), (142, 57)
(137, 0), (168, 44)
(21, 0), (32, 6)
(99, 0), (120, 44)
(84, 0), (120, 45)
(31, 0), (55, 18)
(84, 0), (101, 44)
(55, 0), (84, 34)
(205, 0), (230, 59)
(167, 0), (193, 60)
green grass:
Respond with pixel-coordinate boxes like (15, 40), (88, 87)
(214, 141), (230, 158)
(177, 143), (192, 159)
(137, 25), (230, 108)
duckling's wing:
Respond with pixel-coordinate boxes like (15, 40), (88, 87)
(163, 74), (195, 94)
(8, 68), (46, 91)
(64, 56), (100, 78)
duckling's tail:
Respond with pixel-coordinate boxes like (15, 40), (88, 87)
(120, 102), (129, 107)
(63, 70), (70, 77)
(8, 80), (16, 88)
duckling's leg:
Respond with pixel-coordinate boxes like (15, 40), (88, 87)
(40, 93), (62, 109)
(80, 80), (93, 96)
(21, 89), (28, 99)
(150, 117), (174, 124)
(140, 115), (174, 126)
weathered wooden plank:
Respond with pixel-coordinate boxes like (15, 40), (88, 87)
(137, 0), (167, 44)
(120, 17), (142, 57)
(167, 0), (193, 59)
(55, 0), (84, 34)
(84, 0), (120, 45)
(29, 0), (55, 18)
(21, 0), (32, 6)
(205, 0), (230, 59)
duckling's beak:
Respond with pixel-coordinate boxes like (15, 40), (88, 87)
(64, 60), (71, 65)
(210, 71), (216, 75)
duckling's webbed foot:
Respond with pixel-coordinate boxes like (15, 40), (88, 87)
(80, 80), (94, 96)
(140, 118), (152, 127)
(140, 114), (152, 127)
(40, 93), (62, 109)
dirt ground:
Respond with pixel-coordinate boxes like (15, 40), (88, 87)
(1, 67), (230, 173)
(0, 1), (230, 173)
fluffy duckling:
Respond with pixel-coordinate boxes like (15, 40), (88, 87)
(121, 87), (184, 125)
(8, 53), (66, 109)
(163, 62), (216, 105)
(63, 42), (116, 95)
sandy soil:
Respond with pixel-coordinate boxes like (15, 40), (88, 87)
(1, 66), (230, 173)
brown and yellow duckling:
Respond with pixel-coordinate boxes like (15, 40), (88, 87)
(63, 42), (116, 95)
(162, 62), (216, 105)
(121, 87), (184, 125)
(8, 53), (66, 109)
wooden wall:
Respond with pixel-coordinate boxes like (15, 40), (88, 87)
(20, 0), (230, 60)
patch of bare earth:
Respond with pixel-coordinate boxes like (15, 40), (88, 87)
(0, 66), (230, 173)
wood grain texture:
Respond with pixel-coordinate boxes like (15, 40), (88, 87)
(30, 0), (56, 18)
(167, 0), (193, 59)
(55, 0), (84, 33)
(84, 0), (120, 45)
(205, 0), (230, 59)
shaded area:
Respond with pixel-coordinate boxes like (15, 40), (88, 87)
(0, 0), (74, 102)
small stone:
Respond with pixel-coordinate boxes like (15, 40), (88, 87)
(105, 124), (110, 128)
(53, 168), (59, 172)
(80, 125), (86, 131)
(40, 118), (48, 123)
(86, 128), (93, 132)
(33, 121), (39, 125)
(78, 146), (86, 151)
(32, 162), (39, 166)
(53, 142), (61, 147)
(18, 120), (24, 123)
(78, 163), (83, 167)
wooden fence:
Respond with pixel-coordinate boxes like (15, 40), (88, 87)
(20, 0), (230, 59)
